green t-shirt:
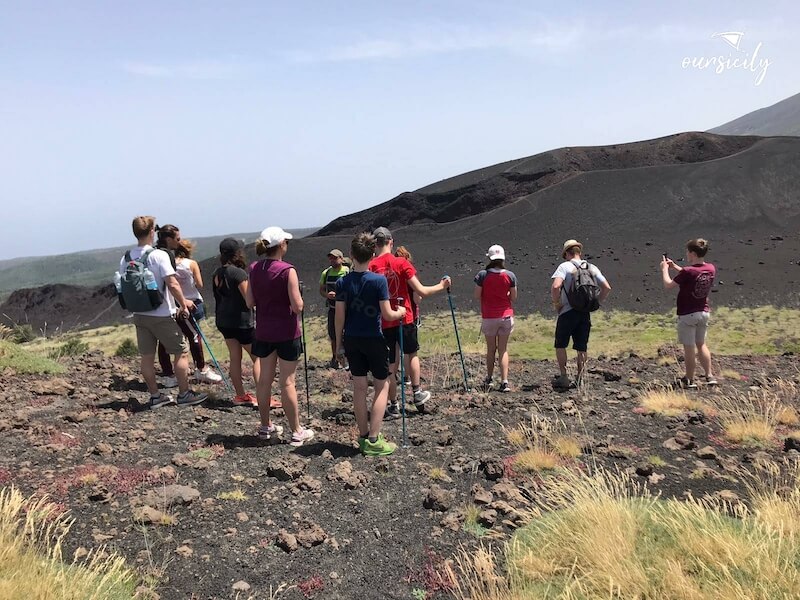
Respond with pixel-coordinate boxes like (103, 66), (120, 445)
(320, 265), (350, 309)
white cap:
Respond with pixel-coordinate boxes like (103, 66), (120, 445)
(258, 226), (293, 248)
(486, 244), (505, 261)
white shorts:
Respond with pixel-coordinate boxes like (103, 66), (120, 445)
(677, 311), (710, 346)
(481, 316), (514, 337)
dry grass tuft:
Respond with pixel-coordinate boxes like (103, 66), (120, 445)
(0, 486), (136, 599)
(551, 436), (582, 459)
(216, 489), (249, 502)
(638, 388), (713, 417)
(504, 416), (580, 473)
(451, 465), (800, 599)
(514, 449), (560, 473)
(776, 406), (800, 427)
(712, 389), (779, 447)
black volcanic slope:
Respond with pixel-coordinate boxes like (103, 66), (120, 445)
(314, 133), (760, 237)
(3, 133), (800, 331)
(710, 92), (800, 136)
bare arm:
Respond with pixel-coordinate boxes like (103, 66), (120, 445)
(319, 283), (327, 299)
(379, 300), (406, 322)
(551, 277), (564, 312)
(599, 279), (612, 302)
(473, 285), (482, 301)
(245, 276), (255, 309)
(188, 260), (203, 289)
(287, 268), (304, 315)
(238, 279), (249, 300)
(509, 287), (518, 302)
(334, 301), (345, 353)
(408, 275), (451, 298)
(661, 257), (679, 290)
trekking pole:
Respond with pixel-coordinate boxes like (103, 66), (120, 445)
(299, 281), (311, 420)
(397, 297), (409, 449)
(190, 314), (234, 394)
(445, 281), (470, 392)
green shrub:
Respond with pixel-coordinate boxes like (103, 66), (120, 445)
(48, 337), (89, 359)
(0, 341), (64, 374)
(10, 324), (36, 344)
(114, 338), (138, 358)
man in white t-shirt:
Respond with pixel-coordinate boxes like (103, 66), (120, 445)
(550, 239), (612, 388)
(119, 216), (207, 409)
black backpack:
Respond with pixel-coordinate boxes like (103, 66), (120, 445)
(565, 261), (600, 313)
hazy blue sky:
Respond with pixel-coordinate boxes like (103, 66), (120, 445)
(1, 1), (798, 259)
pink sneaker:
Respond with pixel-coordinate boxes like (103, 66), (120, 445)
(289, 428), (315, 447)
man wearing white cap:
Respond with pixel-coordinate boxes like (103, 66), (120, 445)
(550, 239), (611, 388)
(320, 249), (350, 369)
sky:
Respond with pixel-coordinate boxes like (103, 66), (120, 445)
(1, 0), (799, 260)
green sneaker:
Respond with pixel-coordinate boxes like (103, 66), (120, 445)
(358, 436), (368, 453)
(362, 433), (396, 457)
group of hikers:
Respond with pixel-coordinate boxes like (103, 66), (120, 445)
(118, 216), (718, 456)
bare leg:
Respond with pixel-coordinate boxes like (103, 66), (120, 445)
(387, 347), (399, 403)
(406, 352), (420, 386)
(576, 351), (587, 379)
(244, 344), (260, 388)
(497, 334), (511, 382)
(141, 353), (159, 395)
(555, 348), (568, 376)
(485, 335), (497, 380)
(369, 378), (389, 438)
(277, 358), (301, 434)
(352, 376), (369, 437)
(683, 344), (696, 380)
(173, 353), (190, 394)
(225, 339), (245, 397)
(696, 343), (712, 377)
(257, 353), (278, 427)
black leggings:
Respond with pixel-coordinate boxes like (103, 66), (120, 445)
(158, 313), (205, 375)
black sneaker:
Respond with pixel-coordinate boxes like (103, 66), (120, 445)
(176, 390), (208, 406)
(383, 402), (402, 421)
(499, 381), (511, 393)
(149, 393), (175, 409)
(482, 377), (493, 392)
(678, 377), (697, 390)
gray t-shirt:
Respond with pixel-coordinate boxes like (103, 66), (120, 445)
(551, 259), (607, 315)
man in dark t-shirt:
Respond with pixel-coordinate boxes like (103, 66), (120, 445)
(661, 238), (717, 389)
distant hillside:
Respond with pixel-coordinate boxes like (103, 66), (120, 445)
(710, 92), (800, 136)
(313, 133), (759, 237)
(0, 228), (318, 302)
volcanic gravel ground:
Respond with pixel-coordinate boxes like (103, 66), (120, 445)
(2, 349), (800, 598)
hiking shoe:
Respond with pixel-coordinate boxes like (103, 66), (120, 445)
(358, 436), (368, 453)
(362, 433), (396, 457)
(553, 375), (573, 389)
(499, 381), (511, 393)
(329, 358), (339, 369)
(705, 375), (718, 386)
(412, 389), (430, 407)
(290, 428), (315, 447)
(197, 367), (222, 383)
(233, 393), (258, 407)
(258, 422), (284, 440)
(679, 377), (697, 390)
(159, 375), (178, 389)
(482, 377), (493, 392)
(149, 393), (175, 409)
(176, 390), (207, 406)
(383, 402), (402, 421)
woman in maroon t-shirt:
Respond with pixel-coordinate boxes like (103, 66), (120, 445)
(246, 226), (315, 446)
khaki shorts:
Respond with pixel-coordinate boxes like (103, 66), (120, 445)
(481, 316), (514, 337)
(133, 313), (188, 356)
(677, 311), (710, 346)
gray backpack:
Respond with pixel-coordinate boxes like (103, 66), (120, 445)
(119, 249), (164, 312)
(565, 261), (601, 313)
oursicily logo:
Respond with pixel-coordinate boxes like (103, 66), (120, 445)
(681, 31), (772, 86)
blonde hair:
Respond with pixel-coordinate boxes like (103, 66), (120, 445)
(175, 239), (196, 259)
(132, 216), (155, 239)
(395, 245), (413, 262)
(256, 239), (282, 256)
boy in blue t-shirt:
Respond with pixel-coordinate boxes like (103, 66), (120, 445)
(335, 232), (406, 456)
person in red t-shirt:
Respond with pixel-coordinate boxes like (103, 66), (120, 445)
(369, 227), (451, 419)
(660, 238), (717, 389)
(474, 245), (518, 393)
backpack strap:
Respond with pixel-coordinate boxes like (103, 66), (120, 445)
(124, 250), (132, 263)
(140, 248), (155, 265)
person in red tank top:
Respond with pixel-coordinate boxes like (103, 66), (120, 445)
(473, 245), (518, 393)
(660, 238), (717, 389)
(368, 227), (451, 419)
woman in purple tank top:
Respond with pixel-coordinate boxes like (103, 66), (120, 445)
(246, 226), (315, 446)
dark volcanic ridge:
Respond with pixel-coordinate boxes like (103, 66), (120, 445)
(314, 132), (761, 237)
(3, 132), (800, 332)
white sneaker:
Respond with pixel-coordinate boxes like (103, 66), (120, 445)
(290, 428), (315, 447)
(197, 367), (223, 383)
(412, 389), (430, 406)
(159, 376), (178, 389)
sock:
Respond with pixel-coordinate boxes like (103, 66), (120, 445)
(368, 436), (378, 443)
(502, 380), (508, 384)
(412, 385), (420, 392)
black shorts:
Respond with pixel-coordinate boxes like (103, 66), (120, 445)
(554, 310), (592, 352)
(251, 336), (303, 361)
(327, 308), (336, 340)
(344, 336), (389, 380)
(217, 326), (253, 346)
(383, 323), (420, 363)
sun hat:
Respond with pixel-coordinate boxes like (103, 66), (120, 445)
(219, 238), (242, 254)
(486, 244), (505, 261)
(328, 249), (344, 258)
(259, 226), (293, 248)
(373, 227), (393, 241)
(562, 239), (583, 259)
